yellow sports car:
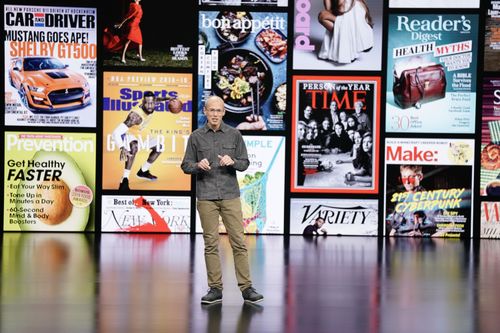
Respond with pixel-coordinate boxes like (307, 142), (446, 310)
(9, 56), (91, 112)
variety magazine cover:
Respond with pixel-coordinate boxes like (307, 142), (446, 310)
(386, 14), (479, 134)
(480, 78), (500, 196)
(293, 0), (383, 71)
(484, 1), (500, 72)
(481, 201), (500, 238)
(198, 10), (287, 131)
(291, 75), (380, 194)
(101, 195), (191, 233)
(102, 72), (192, 191)
(102, 0), (192, 68)
(384, 138), (474, 238)
(388, 0), (480, 8)
(289, 198), (378, 236)
(196, 136), (286, 234)
(4, 4), (97, 127)
(3, 131), (96, 231)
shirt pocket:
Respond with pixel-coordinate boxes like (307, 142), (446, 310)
(222, 144), (236, 156)
(197, 146), (211, 161)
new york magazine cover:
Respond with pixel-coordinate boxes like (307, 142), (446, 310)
(4, 4), (96, 127)
(196, 136), (286, 234)
(102, 72), (192, 191)
(293, 0), (383, 71)
(480, 78), (500, 196)
(198, 10), (287, 131)
(386, 14), (479, 134)
(291, 75), (380, 194)
(384, 138), (474, 238)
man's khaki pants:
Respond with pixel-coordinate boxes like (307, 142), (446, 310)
(197, 198), (252, 291)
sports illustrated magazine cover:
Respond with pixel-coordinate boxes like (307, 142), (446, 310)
(386, 14), (479, 134)
(291, 75), (380, 194)
(384, 138), (474, 238)
(196, 136), (286, 234)
(480, 78), (500, 196)
(102, 0), (193, 68)
(481, 201), (500, 238)
(198, 10), (287, 131)
(388, 0), (479, 8)
(293, 0), (383, 71)
(484, 1), (500, 72)
(290, 198), (378, 236)
(4, 131), (96, 231)
(4, 4), (96, 127)
(102, 72), (192, 192)
(101, 195), (191, 233)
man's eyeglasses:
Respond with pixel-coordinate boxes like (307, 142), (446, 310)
(399, 175), (419, 184)
(206, 108), (224, 114)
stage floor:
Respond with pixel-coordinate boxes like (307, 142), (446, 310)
(1, 233), (499, 333)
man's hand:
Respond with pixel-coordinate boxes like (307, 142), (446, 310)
(119, 147), (132, 162)
(197, 158), (211, 171)
(218, 154), (234, 166)
(236, 115), (267, 130)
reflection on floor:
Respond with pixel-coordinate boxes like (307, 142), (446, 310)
(1, 233), (499, 333)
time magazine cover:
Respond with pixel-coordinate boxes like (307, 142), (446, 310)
(4, 4), (96, 127)
(291, 75), (380, 194)
(384, 138), (474, 238)
(198, 10), (287, 131)
(386, 14), (479, 134)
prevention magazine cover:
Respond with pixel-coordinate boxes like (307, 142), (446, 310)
(4, 131), (96, 231)
(4, 4), (97, 127)
(384, 138), (474, 238)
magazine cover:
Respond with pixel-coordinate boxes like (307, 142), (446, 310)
(291, 75), (380, 194)
(484, 1), (500, 72)
(386, 14), (479, 134)
(384, 138), (474, 238)
(293, 0), (383, 71)
(4, 131), (96, 231)
(480, 78), (500, 196)
(101, 195), (190, 233)
(102, 0), (192, 68)
(196, 136), (286, 234)
(4, 4), (97, 127)
(290, 198), (378, 236)
(198, 10), (287, 131)
(199, 0), (288, 6)
(102, 72), (192, 191)
(481, 201), (500, 238)
(389, 0), (479, 8)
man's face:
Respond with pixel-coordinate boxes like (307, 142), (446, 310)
(316, 218), (325, 227)
(400, 168), (421, 192)
(204, 98), (225, 129)
(304, 106), (312, 118)
(143, 96), (156, 112)
(330, 101), (337, 111)
(354, 102), (362, 114)
(362, 135), (372, 152)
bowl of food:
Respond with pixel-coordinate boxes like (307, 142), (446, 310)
(212, 48), (273, 113)
(215, 11), (253, 45)
(255, 28), (287, 63)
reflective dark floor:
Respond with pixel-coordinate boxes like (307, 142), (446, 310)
(1, 233), (499, 333)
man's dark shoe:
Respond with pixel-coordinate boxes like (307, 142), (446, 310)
(137, 169), (158, 181)
(201, 288), (223, 304)
(118, 178), (130, 191)
(242, 287), (264, 303)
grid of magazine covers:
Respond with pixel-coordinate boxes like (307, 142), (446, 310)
(1, 1), (498, 238)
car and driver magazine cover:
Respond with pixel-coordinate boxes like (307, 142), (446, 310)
(384, 138), (474, 238)
(197, 10), (287, 131)
(4, 4), (97, 127)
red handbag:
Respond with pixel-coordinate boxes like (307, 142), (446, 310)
(393, 64), (447, 109)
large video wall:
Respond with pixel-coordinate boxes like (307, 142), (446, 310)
(2, 0), (500, 238)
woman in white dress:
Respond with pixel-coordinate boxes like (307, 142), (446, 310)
(318, 0), (374, 64)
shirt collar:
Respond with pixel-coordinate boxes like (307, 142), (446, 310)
(203, 121), (229, 133)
